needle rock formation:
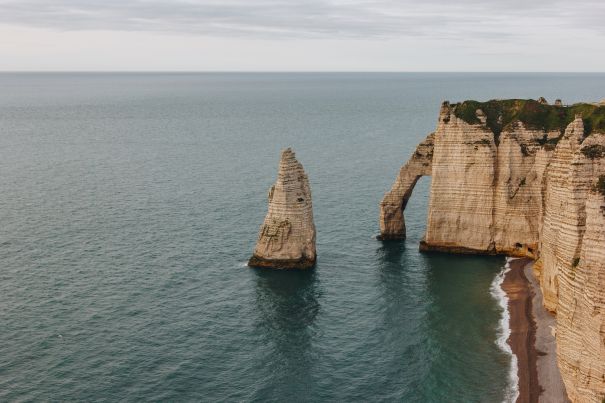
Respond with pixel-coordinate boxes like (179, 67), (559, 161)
(380, 99), (605, 403)
(248, 148), (316, 269)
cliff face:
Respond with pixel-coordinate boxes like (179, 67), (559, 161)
(542, 134), (605, 403)
(380, 99), (605, 402)
(249, 148), (316, 269)
(537, 117), (588, 312)
(556, 189), (605, 403)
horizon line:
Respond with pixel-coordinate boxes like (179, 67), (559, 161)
(2, 70), (605, 74)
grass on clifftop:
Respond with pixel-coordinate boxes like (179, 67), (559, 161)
(453, 99), (605, 140)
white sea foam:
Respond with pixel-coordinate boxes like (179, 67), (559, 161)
(490, 257), (520, 403)
(238, 261), (249, 268)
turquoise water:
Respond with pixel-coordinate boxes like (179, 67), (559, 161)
(1, 73), (604, 402)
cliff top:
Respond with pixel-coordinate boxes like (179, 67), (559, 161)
(449, 99), (605, 137)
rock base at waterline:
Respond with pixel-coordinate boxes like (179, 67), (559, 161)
(247, 255), (316, 270)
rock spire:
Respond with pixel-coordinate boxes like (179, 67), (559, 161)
(248, 148), (316, 269)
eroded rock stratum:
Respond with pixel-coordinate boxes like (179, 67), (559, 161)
(249, 148), (316, 269)
(380, 99), (605, 403)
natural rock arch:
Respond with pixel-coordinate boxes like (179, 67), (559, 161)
(378, 133), (434, 240)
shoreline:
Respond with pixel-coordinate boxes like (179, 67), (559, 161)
(501, 258), (569, 403)
(524, 262), (570, 403)
(501, 258), (539, 402)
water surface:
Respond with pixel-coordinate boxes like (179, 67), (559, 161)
(1, 73), (604, 401)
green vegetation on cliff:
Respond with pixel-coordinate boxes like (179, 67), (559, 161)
(453, 99), (605, 140)
(581, 144), (605, 159)
(597, 175), (605, 196)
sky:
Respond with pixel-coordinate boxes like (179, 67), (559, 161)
(0, 0), (604, 71)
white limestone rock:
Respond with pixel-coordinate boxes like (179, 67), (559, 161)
(248, 148), (316, 269)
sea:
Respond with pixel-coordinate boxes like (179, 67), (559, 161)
(1, 72), (604, 402)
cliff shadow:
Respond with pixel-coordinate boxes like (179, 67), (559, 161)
(372, 237), (435, 399)
(374, 241), (411, 310)
(374, 239), (433, 308)
(251, 268), (320, 398)
(375, 241), (406, 269)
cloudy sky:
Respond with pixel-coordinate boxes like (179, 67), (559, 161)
(1, 0), (604, 71)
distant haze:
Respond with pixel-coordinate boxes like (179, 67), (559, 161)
(1, 0), (604, 71)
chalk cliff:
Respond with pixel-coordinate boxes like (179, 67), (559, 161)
(249, 148), (316, 269)
(540, 132), (605, 403)
(380, 99), (605, 402)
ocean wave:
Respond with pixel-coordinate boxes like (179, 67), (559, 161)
(490, 257), (520, 403)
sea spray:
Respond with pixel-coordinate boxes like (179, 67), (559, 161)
(490, 257), (520, 403)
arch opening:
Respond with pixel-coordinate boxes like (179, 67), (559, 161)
(378, 132), (434, 240)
